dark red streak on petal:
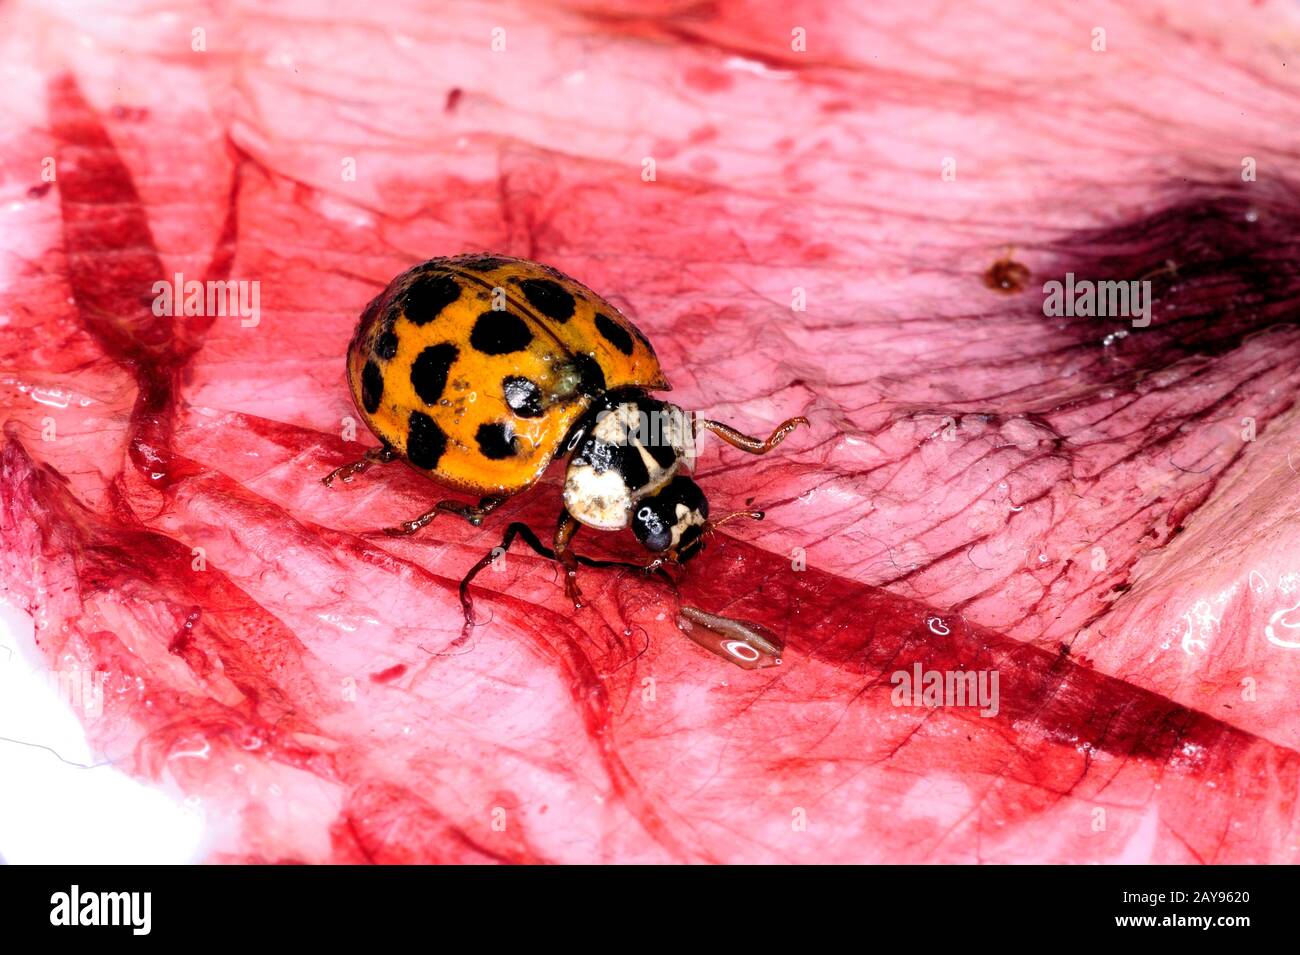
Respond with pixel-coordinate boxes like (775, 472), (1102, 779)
(48, 74), (238, 488)
(674, 533), (1288, 862)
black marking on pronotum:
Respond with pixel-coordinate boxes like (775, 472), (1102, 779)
(617, 441), (651, 490)
(643, 429), (678, 469)
(361, 360), (384, 413)
(595, 313), (634, 355)
(410, 343), (458, 405)
(470, 310), (533, 354)
(625, 394), (677, 467)
(518, 278), (575, 322)
(574, 428), (651, 490)
(503, 376), (544, 417)
(401, 272), (461, 326)
(573, 435), (619, 473)
(476, 422), (518, 459)
(407, 410), (448, 469)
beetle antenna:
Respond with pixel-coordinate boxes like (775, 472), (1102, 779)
(709, 508), (765, 529)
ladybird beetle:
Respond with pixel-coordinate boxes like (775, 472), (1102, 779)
(325, 254), (807, 645)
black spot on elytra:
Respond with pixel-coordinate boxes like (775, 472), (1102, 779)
(375, 330), (399, 360)
(406, 411), (447, 470)
(629, 321), (657, 356)
(470, 310), (533, 354)
(518, 278), (575, 322)
(476, 422), (518, 459)
(503, 376), (544, 417)
(459, 255), (511, 271)
(568, 353), (606, 396)
(595, 313), (635, 355)
(402, 273), (461, 326)
(410, 343), (458, 405)
(361, 360), (384, 414)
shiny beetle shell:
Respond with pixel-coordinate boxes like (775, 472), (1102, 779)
(346, 254), (668, 495)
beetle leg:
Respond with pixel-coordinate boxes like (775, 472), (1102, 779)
(458, 523), (550, 636)
(434, 494), (507, 527)
(457, 520), (644, 638)
(553, 511), (584, 609)
(382, 494), (506, 537)
(321, 444), (396, 486)
(694, 415), (808, 454)
(382, 507), (439, 537)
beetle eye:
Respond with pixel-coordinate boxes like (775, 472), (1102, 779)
(633, 504), (672, 552)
